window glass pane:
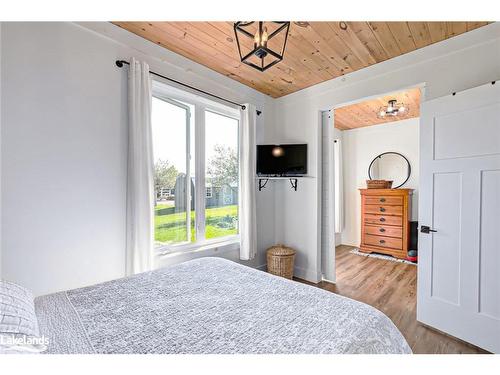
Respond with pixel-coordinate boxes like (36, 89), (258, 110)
(205, 111), (239, 240)
(152, 97), (195, 247)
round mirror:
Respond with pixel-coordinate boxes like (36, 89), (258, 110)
(368, 152), (411, 188)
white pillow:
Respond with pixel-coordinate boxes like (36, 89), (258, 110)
(0, 280), (47, 353)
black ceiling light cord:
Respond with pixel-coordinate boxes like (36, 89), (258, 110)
(115, 60), (261, 115)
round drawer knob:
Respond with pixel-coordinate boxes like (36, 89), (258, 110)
(379, 228), (386, 232)
(380, 198), (386, 202)
(380, 207), (386, 212)
(380, 240), (386, 244)
(380, 217), (386, 222)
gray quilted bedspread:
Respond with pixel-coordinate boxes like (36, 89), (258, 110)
(35, 257), (411, 354)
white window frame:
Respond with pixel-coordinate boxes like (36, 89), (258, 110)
(152, 80), (241, 255)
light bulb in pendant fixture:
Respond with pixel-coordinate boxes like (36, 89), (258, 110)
(254, 30), (260, 46)
(254, 27), (268, 47)
(261, 27), (268, 47)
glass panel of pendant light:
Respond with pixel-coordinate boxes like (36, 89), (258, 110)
(377, 99), (409, 119)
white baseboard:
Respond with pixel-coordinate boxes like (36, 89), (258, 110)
(255, 263), (319, 283)
(255, 264), (267, 271)
(254, 263), (320, 283)
(321, 277), (336, 284)
(294, 266), (321, 283)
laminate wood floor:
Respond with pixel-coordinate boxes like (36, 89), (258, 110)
(297, 245), (488, 354)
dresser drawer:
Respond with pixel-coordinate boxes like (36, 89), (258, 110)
(365, 196), (403, 205)
(364, 214), (403, 226)
(365, 204), (403, 216)
(364, 225), (402, 238)
(364, 234), (402, 250)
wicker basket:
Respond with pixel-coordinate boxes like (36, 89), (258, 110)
(267, 244), (296, 279)
(366, 179), (393, 189)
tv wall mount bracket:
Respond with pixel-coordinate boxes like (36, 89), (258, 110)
(257, 178), (298, 191)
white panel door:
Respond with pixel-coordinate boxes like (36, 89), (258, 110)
(418, 82), (500, 353)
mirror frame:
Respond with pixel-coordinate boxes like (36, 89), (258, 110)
(368, 152), (411, 189)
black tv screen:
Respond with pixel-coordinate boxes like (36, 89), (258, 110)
(256, 144), (307, 176)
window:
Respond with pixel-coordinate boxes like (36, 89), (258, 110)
(205, 186), (213, 198)
(152, 83), (240, 252)
(152, 97), (195, 247)
(205, 111), (239, 240)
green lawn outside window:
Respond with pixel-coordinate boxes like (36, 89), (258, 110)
(154, 204), (238, 245)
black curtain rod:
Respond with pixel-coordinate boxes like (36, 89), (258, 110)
(115, 60), (261, 115)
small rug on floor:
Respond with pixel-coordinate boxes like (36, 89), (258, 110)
(349, 248), (417, 265)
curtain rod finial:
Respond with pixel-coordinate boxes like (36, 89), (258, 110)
(116, 60), (124, 68)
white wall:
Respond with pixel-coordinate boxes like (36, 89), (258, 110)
(0, 23), (2, 279)
(0, 22), (275, 296)
(340, 118), (419, 247)
(272, 23), (500, 282)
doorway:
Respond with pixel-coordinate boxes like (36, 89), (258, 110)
(320, 82), (499, 353)
(321, 87), (421, 282)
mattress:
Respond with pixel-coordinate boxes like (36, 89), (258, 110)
(35, 257), (412, 354)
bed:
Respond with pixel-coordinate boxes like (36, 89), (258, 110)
(34, 257), (411, 354)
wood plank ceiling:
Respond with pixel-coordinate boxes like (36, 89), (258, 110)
(334, 87), (421, 130)
(113, 22), (491, 98)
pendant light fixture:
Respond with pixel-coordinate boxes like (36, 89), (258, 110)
(234, 22), (290, 72)
(377, 99), (409, 119)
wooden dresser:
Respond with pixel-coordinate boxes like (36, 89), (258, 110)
(360, 189), (413, 259)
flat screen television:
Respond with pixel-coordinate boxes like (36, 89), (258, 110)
(256, 144), (307, 176)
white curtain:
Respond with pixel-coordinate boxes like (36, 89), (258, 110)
(239, 104), (257, 260)
(125, 58), (154, 275)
